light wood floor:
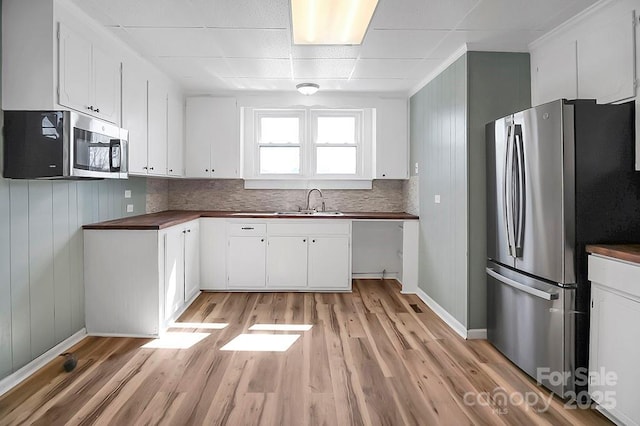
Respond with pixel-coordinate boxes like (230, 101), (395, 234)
(0, 280), (610, 425)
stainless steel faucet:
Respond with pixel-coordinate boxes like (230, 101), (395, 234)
(305, 188), (324, 212)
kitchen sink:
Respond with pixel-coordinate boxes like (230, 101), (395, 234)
(275, 211), (344, 216)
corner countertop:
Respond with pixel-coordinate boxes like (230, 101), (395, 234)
(586, 244), (640, 265)
(83, 210), (419, 230)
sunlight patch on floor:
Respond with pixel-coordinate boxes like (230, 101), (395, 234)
(142, 332), (210, 349)
(248, 324), (313, 332)
(170, 322), (229, 330)
(220, 334), (300, 352)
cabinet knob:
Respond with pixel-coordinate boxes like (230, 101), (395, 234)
(183, 230), (186, 234)
(303, 239), (306, 242)
(87, 106), (94, 111)
(187, 229), (191, 233)
(149, 167), (154, 170)
(261, 238), (264, 242)
(169, 169), (173, 172)
(95, 108), (100, 113)
(205, 169), (209, 172)
(212, 169), (215, 173)
(142, 166), (147, 170)
(312, 239), (316, 243)
(382, 173), (386, 177)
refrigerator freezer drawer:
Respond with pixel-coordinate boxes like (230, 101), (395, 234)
(487, 265), (576, 397)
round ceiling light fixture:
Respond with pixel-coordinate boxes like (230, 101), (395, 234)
(296, 82), (319, 95)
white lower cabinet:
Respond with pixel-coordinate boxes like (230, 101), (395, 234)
(228, 236), (267, 288)
(224, 220), (351, 291)
(84, 220), (200, 337)
(588, 254), (640, 426)
(267, 236), (308, 288)
(308, 236), (350, 289)
(200, 218), (227, 290)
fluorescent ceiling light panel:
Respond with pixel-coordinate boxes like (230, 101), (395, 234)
(291, 0), (379, 45)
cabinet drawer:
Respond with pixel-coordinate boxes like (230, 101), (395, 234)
(227, 223), (266, 236)
(589, 255), (640, 299)
(268, 221), (350, 236)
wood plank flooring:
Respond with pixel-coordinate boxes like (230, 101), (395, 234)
(0, 280), (611, 425)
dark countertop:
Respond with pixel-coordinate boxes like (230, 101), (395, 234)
(83, 210), (419, 230)
(586, 244), (640, 265)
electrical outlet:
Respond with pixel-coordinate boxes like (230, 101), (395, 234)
(126, 204), (134, 213)
(434, 194), (441, 204)
(414, 162), (419, 174)
(124, 190), (132, 199)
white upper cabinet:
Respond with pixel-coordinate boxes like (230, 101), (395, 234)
(122, 64), (149, 175)
(58, 24), (121, 124)
(146, 79), (169, 176)
(186, 97), (240, 179)
(375, 98), (408, 179)
(532, 41), (578, 106)
(167, 91), (185, 177)
(577, 10), (636, 103)
(531, 6), (637, 106)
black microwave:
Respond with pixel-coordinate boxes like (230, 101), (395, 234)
(3, 110), (128, 179)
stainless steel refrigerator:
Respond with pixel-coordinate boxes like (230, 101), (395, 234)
(486, 99), (640, 397)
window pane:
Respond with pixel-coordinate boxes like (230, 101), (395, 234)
(260, 147), (300, 174)
(260, 117), (299, 144)
(317, 116), (356, 144)
(316, 147), (356, 174)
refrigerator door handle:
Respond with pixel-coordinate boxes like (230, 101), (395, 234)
(513, 124), (525, 257)
(486, 267), (559, 300)
(503, 124), (516, 256)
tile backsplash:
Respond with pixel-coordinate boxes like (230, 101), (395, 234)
(146, 178), (407, 212)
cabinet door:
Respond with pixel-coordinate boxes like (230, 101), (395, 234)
(376, 98), (408, 179)
(577, 10), (636, 103)
(185, 97), (213, 178)
(308, 236), (350, 289)
(531, 40), (577, 106)
(200, 219), (227, 290)
(164, 227), (185, 321)
(147, 80), (168, 175)
(227, 236), (266, 288)
(210, 97), (240, 178)
(167, 91), (184, 176)
(267, 236), (308, 288)
(184, 221), (200, 301)
(122, 64), (148, 174)
(92, 45), (121, 124)
(58, 24), (92, 115)
(589, 285), (640, 423)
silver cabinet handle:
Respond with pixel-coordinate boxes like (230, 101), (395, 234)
(486, 268), (559, 300)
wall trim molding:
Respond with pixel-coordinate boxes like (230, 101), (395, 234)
(0, 328), (87, 397)
(415, 287), (468, 339)
(408, 44), (469, 97)
(467, 329), (488, 340)
(528, 0), (615, 50)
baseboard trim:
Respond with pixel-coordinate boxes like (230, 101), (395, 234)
(0, 328), (88, 397)
(467, 329), (487, 340)
(352, 272), (400, 280)
(415, 288), (468, 339)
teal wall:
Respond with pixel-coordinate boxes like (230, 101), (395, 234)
(410, 52), (530, 330)
(0, 2), (147, 379)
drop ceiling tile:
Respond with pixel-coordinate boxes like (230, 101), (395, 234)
(341, 79), (413, 92)
(220, 59), (292, 79)
(191, 0), (290, 29)
(210, 29), (292, 58)
(72, 0), (205, 27)
(360, 29), (449, 59)
(292, 59), (357, 79)
(122, 28), (225, 57)
(427, 30), (543, 59)
(371, 0), (480, 30)
(219, 78), (295, 91)
(292, 45), (361, 59)
(351, 58), (429, 79)
(457, 0), (599, 31)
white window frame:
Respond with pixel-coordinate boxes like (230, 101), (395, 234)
(244, 106), (374, 188)
(310, 109), (363, 178)
(254, 109), (306, 177)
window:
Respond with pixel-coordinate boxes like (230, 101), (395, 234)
(246, 107), (372, 185)
(312, 111), (361, 175)
(256, 111), (304, 175)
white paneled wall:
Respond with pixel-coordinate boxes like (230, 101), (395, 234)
(0, 177), (146, 379)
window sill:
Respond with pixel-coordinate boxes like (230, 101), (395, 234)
(243, 179), (373, 190)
